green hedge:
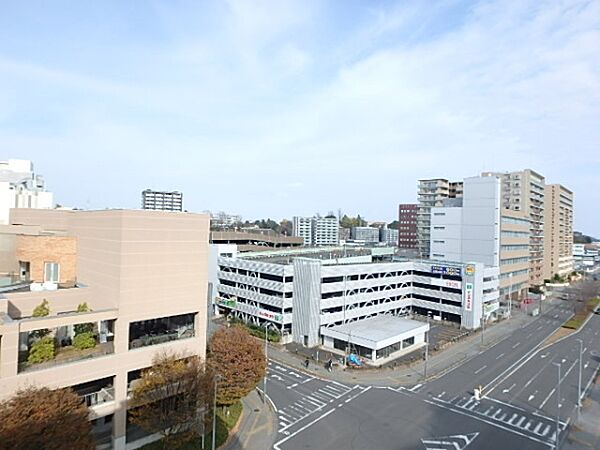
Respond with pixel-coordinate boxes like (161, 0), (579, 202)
(27, 336), (55, 364)
(73, 331), (97, 350)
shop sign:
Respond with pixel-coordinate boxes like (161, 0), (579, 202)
(464, 283), (473, 311)
(431, 265), (462, 276)
(258, 310), (282, 322)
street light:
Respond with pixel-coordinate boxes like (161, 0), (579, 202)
(508, 273), (513, 319)
(576, 338), (583, 414)
(552, 362), (561, 450)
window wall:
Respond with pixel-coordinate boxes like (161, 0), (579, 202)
(129, 313), (195, 349)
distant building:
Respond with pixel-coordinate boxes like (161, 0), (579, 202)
(0, 159), (54, 225)
(351, 226), (380, 243)
(292, 216), (339, 246)
(417, 179), (463, 258)
(380, 228), (399, 246)
(209, 211), (242, 228)
(210, 230), (303, 252)
(141, 189), (183, 212)
(398, 204), (418, 249)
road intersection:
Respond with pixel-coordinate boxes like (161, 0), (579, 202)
(263, 293), (600, 450)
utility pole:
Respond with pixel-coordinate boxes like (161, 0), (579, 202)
(211, 375), (221, 450)
(263, 323), (269, 403)
(577, 338), (583, 415)
(424, 312), (431, 379)
(508, 273), (513, 319)
(553, 362), (561, 450)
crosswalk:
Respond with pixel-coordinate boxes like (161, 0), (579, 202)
(433, 393), (568, 445)
(278, 382), (358, 433)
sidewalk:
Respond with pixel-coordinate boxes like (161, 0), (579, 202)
(222, 390), (277, 450)
(564, 373), (600, 449)
(267, 297), (564, 387)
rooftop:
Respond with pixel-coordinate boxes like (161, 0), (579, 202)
(242, 247), (374, 265)
(321, 315), (429, 350)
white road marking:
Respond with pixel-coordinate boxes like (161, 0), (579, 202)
(502, 383), (516, 394)
(410, 383), (423, 392)
(539, 388), (555, 409)
(496, 353), (505, 360)
(474, 365), (487, 375)
(512, 342), (521, 349)
(287, 383), (299, 389)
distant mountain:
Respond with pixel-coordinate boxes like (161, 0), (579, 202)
(574, 231), (598, 244)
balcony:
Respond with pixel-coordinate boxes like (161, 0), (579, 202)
(129, 313), (195, 350)
(83, 386), (115, 407)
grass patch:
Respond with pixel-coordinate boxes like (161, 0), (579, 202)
(138, 401), (243, 450)
(561, 298), (600, 330)
(563, 317), (584, 330)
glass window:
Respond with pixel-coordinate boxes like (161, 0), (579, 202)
(129, 313), (195, 349)
(44, 262), (60, 283)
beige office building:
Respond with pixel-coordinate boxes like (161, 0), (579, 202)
(543, 184), (574, 279)
(484, 169), (546, 286)
(0, 209), (209, 449)
(499, 209), (530, 300)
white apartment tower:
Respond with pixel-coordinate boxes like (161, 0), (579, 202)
(141, 189), (183, 212)
(430, 175), (530, 302)
(417, 179), (463, 258)
(293, 216), (339, 246)
(0, 159), (54, 225)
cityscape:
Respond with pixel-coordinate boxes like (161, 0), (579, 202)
(1, 2), (599, 450)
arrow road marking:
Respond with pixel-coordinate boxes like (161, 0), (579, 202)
(502, 383), (516, 394)
(421, 432), (479, 450)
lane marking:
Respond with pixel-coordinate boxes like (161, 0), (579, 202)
(502, 383), (516, 394)
(496, 353), (505, 360)
(539, 388), (555, 409)
(512, 342), (521, 349)
(474, 365), (487, 375)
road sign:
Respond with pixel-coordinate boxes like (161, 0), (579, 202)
(421, 432), (479, 450)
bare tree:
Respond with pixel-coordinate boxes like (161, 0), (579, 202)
(0, 386), (94, 450)
(129, 352), (213, 450)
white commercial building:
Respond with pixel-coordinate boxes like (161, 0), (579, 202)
(293, 216), (339, 246)
(351, 226), (380, 243)
(430, 176), (530, 302)
(0, 159), (54, 225)
(215, 248), (499, 364)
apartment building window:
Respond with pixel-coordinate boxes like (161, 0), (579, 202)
(433, 226), (445, 230)
(44, 262), (60, 283)
(129, 313), (195, 349)
(433, 240), (445, 244)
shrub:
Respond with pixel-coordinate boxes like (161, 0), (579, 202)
(73, 332), (97, 350)
(27, 336), (55, 364)
(30, 299), (51, 340)
(74, 303), (95, 335)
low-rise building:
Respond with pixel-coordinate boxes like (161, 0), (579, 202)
(214, 248), (499, 365)
(0, 159), (53, 225)
(0, 208), (209, 449)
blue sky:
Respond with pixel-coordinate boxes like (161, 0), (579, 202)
(1, 0), (599, 234)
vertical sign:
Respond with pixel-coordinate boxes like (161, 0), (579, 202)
(464, 283), (473, 311)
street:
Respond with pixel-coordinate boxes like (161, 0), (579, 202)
(264, 290), (600, 450)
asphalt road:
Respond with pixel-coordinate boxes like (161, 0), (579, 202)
(265, 287), (599, 450)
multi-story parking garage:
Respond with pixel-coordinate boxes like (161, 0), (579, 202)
(215, 248), (499, 363)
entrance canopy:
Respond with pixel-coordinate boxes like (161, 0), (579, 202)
(321, 315), (429, 351)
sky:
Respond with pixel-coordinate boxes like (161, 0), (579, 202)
(1, 0), (599, 234)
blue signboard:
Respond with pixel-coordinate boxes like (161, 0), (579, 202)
(431, 265), (462, 276)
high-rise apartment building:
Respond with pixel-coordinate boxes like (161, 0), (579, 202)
(484, 170), (545, 286)
(141, 189), (183, 212)
(430, 176), (529, 303)
(398, 204), (418, 249)
(543, 184), (574, 279)
(0, 159), (54, 225)
(292, 216), (339, 246)
(292, 216), (313, 245)
(417, 179), (462, 258)
(0, 208), (209, 449)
